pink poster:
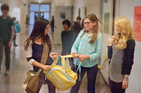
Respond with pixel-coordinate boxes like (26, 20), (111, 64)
(133, 6), (141, 41)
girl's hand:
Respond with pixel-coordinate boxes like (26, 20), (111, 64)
(41, 65), (51, 71)
(72, 52), (78, 58)
(78, 55), (86, 61)
(122, 80), (128, 89)
(49, 52), (58, 59)
(109, 35), (116, 46)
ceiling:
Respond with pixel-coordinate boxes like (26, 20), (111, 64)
(21, 0), (52, 4)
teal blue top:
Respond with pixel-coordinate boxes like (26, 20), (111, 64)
(14, 22), (21, 33)
(71, 30), (103, 67)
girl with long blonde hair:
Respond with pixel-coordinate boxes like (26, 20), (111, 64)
(108, 17), (135, 93)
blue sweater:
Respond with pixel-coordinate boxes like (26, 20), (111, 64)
(71, 30), (103, 67)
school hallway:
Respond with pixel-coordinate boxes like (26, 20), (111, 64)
(0, 25), (111, 93)
(0, 24), (141, 93)
(0, 0), (141, 93)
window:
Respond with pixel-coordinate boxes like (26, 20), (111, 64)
(44, 13), (49, 20)
(30, 4), (39, 11)
(30, 12), (35, 24)
(40, 4), (50, 12)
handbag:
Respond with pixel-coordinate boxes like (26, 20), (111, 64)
(43, 55), (77, 91)
(23, 43), (49, 93)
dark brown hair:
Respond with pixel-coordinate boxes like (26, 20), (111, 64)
(1, 4), (9, 11)
(76, 16), (81, 20)
(24, 18), (52, 51)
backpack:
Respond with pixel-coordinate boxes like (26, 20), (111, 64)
(43, 55), (77, 91)
(14, 22), (21, 33)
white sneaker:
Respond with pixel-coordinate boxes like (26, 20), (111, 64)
(5, 70), (10, 75)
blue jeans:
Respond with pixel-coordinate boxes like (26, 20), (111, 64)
(70, 64), (98, 93)
(13, 34), (16, 45)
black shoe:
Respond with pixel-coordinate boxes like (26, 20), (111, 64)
(5, 70), (10, 75)
(14, 44), (18, 47)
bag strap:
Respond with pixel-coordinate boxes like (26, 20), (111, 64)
(52, 54), (73, 66)
(52, 57), (59, 65)
(61, 57), (68, 69)
(76, 62), (82, 81)
(37, 43), (49, 73)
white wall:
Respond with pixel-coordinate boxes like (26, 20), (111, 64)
(100, 0), (114, 84)
(20, 2), (27, 34)
(73, 0), (86, 20)
(86, 0), (102, 20)
(73, 0), (102, 21)
(51, 0), (73, 45)
(54, 6), (72, 44)
(115, 0), (141, 93)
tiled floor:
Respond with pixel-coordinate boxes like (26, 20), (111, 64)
(0, 25), (110, 93)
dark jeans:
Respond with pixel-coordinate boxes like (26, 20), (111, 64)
(68, 58), (75, 71)
(0, 41), (11, 70)
(109, 77), (125, 93)
(13, 34), (16, 45)
(70, 64), (98, 93)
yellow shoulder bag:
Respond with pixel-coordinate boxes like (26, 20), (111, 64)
(43, 55), (77, 91)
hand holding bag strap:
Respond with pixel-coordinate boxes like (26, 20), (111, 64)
(37, 43), (49, 74)
(52, 57), (59, 65)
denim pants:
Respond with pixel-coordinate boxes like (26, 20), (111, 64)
(70, 64), (98, 93)
(109, 77), (125, 93)
(0, 41), (11, 70)
(13, 34), (16, 45)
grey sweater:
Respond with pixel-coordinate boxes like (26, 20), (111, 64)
(108, 45), (124, 82)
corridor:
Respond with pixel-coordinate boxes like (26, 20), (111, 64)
(0, 0), (141, 93)
(0, 26), (111, 93)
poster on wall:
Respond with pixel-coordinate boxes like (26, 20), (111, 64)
(133, 6), (141, 41)
(60, 12), (65, 19)
(104, 12), (110, 34)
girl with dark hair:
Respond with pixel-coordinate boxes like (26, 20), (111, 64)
(24, 18), (57, 93)
(70, 14), (103, 93)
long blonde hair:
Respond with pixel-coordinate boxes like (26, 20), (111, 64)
(114, 16), (134, 49)
(81, 14), (102, 44)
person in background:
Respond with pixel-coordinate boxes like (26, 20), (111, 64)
(0, 4), (14, 75)
(71, 16), (82, 40)
(13, 17), (21, 46)
(108, 17), (135, 93)
(70, 14), (103, 93)
(61, 19), (75, 71)
(24, 18), (58, 93)
(50, 16), (55, 34)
